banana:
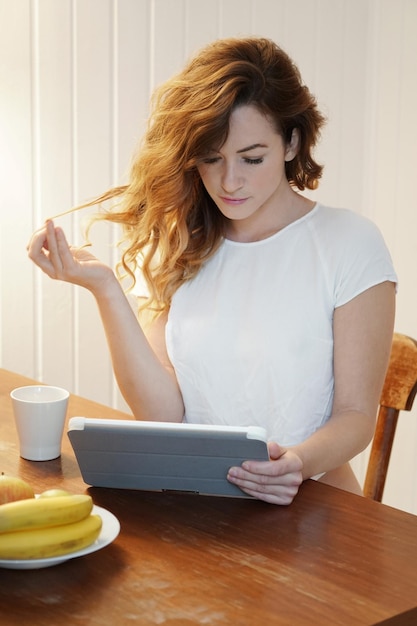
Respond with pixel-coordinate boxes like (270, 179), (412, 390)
(0, 494), (93, 533)
(0, 513), (102, 559)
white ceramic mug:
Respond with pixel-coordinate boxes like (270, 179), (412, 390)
(10, 385), (69, 461)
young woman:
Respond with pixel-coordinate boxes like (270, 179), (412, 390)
(28, 37), (397, 504)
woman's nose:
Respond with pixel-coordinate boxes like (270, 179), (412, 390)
(221, 164), (243, 193)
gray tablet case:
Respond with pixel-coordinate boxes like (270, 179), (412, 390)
(68, 417), (269, 498)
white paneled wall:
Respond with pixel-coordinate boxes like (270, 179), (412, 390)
(1, 0), (416, 513)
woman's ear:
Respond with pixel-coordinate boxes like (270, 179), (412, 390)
(284, 128), (300, 162)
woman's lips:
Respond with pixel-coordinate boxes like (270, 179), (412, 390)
(219, 196), (248, 206)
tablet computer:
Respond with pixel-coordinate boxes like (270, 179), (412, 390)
(68, 417), (269, 498)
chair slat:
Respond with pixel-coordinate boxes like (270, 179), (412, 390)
(363, 333), (417, 501)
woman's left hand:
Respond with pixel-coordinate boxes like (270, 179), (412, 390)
(227, 441), (303, 505)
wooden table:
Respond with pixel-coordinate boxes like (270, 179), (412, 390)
(1, 369), (417, 626)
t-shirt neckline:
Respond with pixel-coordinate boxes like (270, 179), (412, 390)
(223, 202), (320, 247)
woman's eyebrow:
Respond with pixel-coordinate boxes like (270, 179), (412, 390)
(236, 143), (268, 153)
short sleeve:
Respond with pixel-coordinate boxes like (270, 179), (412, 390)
(329, 211), (398, 307)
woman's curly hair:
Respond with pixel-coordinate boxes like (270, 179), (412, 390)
(91, 36), (326, 314)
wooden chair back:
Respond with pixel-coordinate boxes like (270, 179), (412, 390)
(363, 332), (417, 501)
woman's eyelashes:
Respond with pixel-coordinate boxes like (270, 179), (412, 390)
(200, 155), (264, 165)
(243, 157), (264, 165)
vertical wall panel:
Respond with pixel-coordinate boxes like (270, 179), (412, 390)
(218, 0), (253, 36)
(311, 0), (346, 206)
(151, 0), (186, 89)
(368, 0), (417, 513)
(117, 0), (152, 171)
(250, 0), (288, 48)
(184, 0), (220, 55)
(1, 0), (417, 513)
(306, 0), (370, 211)
(71, 0), (116, 404)
(0, 0), (36, 376)
(34, 0), (75, 389)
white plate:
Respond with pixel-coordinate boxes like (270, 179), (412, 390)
(0, 503), (120, 569)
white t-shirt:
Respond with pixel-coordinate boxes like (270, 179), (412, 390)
(164, 204), (397, 445)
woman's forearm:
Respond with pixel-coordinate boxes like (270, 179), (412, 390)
(92, 274), (184, 421)
(27, 222), (184, 421)
(290, 409), (375, 480)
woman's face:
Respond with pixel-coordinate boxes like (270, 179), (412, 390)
(197, 104), (298, 241)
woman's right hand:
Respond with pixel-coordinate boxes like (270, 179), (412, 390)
(27, 220), (116, 294)
(28, 220), (185, 422)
